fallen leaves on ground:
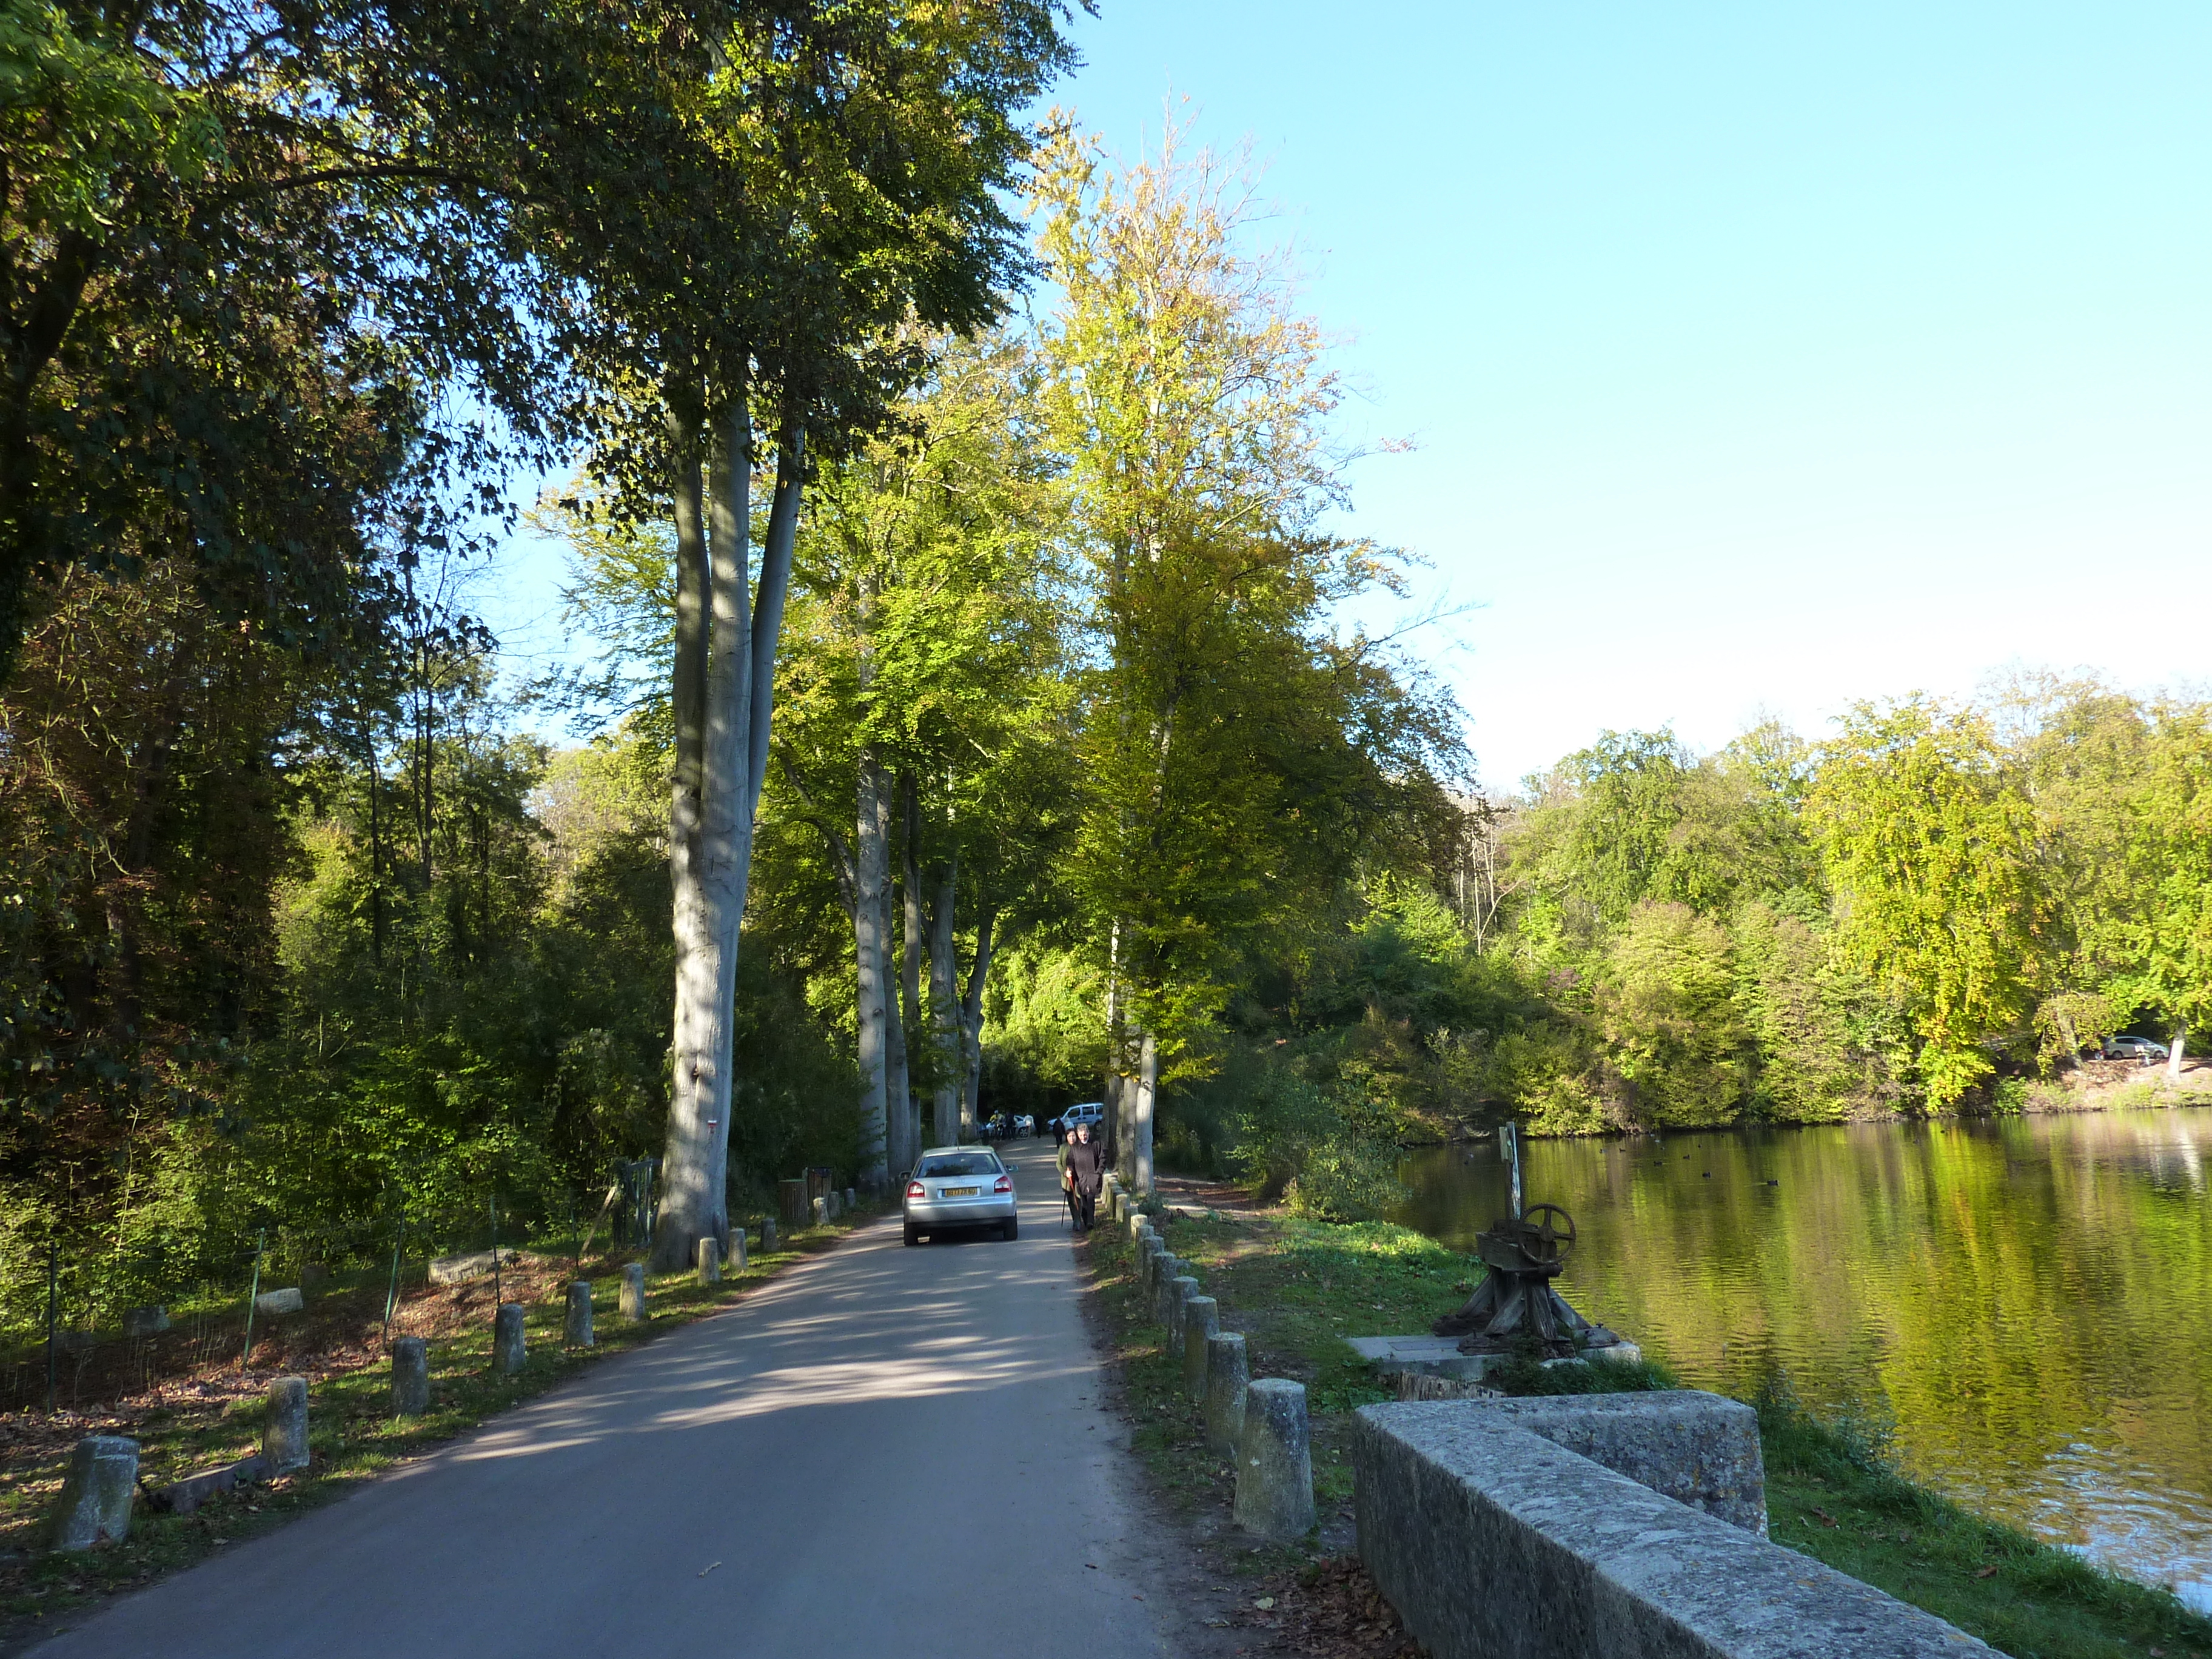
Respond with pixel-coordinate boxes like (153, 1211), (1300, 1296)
(1232, 1556), (1427, 1659)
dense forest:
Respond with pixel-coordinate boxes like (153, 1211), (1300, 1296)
(4, 0), (2208, 1342)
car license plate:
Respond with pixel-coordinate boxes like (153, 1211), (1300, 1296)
(942, 1185), (979, 1197)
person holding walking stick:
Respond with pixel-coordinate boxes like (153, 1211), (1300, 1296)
(1063, 1121), (1104, 1233)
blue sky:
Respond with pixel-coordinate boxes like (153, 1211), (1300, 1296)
(484, 1), (2212, 788)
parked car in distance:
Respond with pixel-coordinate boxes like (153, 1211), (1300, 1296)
(904, 1146), (1017, 1245)
(1058, 1101), (1105, 1136)
(1013, 1114), (1036, 1137)
(2102, 1034), (2170, 1062)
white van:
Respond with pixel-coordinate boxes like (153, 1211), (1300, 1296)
(1058, 1102), (1105, 1134)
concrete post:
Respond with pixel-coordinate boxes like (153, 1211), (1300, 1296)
(1145, 1252), (1167, 1312)
(1234, 1379), (1315, 1541)
(729, 1228), (748, 1272)
(811, 1196), (830, 1226)
(620, 1262), (647, 1321)
(761, 1219), (778, 1253)
(1167, 1276), (1200, 1357)
(390, 1336), (430, 1415)
(844, 1187), (857, 1213)
(1205, 1332), (1250, 1457)
(565, 1281), (595, 1347)
(492, 1302), (526, 1375)
(1182, 1296), (1219, 1399)
(1152, 1256), (1187, 1322)
(695, 1236), (721, 1286)
(264, 1376), (310, 1474)
(48, 1436), (138, 1549)
(1136, 1235), (1163, 1294)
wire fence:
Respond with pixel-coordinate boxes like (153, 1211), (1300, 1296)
(0, 1164), (673, 1416)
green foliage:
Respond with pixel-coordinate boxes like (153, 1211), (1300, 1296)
(1808, 700), (2045, 1106)
(1033, 124), (1465, 1071)
(982, 945), (1107, 1107)
(1597, 902), (1746, 1125)
(1729, 899), (1871, 1122)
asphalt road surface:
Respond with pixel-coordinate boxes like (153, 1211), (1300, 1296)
(36, 1139), (1181, 1658)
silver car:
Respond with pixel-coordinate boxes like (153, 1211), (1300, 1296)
(903, 1146), (1017, 1244)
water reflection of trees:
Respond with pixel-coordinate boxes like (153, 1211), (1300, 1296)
(1396, 1111), (2212, 1590)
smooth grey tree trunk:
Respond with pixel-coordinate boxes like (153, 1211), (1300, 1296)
(2170, 1022), (2190, 1082)
(657, 394), (808, 1270)
(957, 904), (996, 1136)
(855, 748), (891, 1184)
(885, 890), (911, 1177)
(928, 853), (960, 1139)
(1131, 1030), (1157, 1195)
(899, 776), (925, 1159)
(1104, 921), (1128, 1179)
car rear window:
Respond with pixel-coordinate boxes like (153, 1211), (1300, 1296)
(919, 1154), (1000, 1178)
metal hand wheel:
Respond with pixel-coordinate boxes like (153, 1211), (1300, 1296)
(1521, 1202), (1577, 1266)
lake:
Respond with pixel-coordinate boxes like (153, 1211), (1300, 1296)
(1393, 1107), (2212, 1609)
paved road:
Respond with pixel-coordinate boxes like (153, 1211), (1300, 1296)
(38, 1141), (1178, 1659)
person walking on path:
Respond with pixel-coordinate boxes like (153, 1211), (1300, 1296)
(1064, 1122), (1104, 1232)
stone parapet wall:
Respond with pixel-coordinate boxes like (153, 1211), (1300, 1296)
(1353, 1396), (1989, 1659)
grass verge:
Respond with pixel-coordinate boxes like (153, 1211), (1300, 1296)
(1084, 1202), (2212, 1659)
(0, 1204), (885, 1649)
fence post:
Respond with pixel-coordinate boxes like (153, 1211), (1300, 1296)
(44, 1238), (58, 1413)
(383, 1207), (405, 1336)
(240, 1229), (266, 1371)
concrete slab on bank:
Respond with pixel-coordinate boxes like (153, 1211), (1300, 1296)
(1345, 1334), (1644, 1381)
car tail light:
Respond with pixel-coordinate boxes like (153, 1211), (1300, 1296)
(906, 1180), (925, 1199)
(993, 1175), (1012, 1193)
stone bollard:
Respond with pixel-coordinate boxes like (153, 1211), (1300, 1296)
(844, 1187), (857, 1213)
(1136, 1234), (1162, 1292)
(48, 1436), (138, 1550)
(264, 1376), (310, 1475)
(492, 1302), (526, 1375)
(761, 1218), (778, 1253)
(391, 1336), (430, 1415)
(696, 1236), (721, 1286)
(1153, 1256), (1188, 1323)
(620, 1262), (647, 1321)
(1167, 1276), (1201, 1357)
(1234, 1379), (1315, 1541)
(1182, 1296), (1219, 1400)
(565, 1281), (595, 1347)
(1205, 1332), (1250, 1456)
(729, 1228), (748, 1272)
(812, 1195), (830, 1226)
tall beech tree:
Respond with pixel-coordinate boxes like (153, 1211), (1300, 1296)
(770, 331), (1069, 1173)
(0, 0), (582, 682)
(1806, 699), (2046, 1107)
(1032, 120), (1461, 1190)
(501, 4), (1072, 1258)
